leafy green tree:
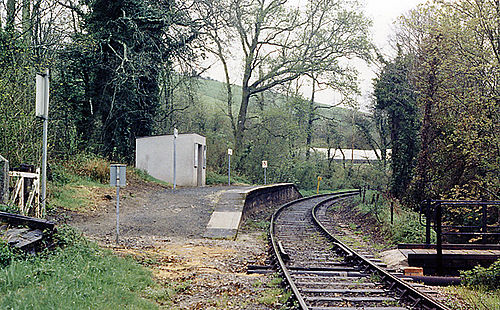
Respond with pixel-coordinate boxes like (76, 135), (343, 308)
(202, 0), (372, 157)
(374, 51), (419, 199)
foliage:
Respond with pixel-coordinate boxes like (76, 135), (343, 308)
(353, 192), (435, 245)
(460, 259), (500, 291)
(443, 285), (500, 310)
(0, 204), (20, 214)
(48, 161), (108, 212)
(206, 170), (251, 186)
(0, 225), (157, 309)
(374, 50), (419, 199)
(395, 1), (500, 203)
(0, 239), (19, 268)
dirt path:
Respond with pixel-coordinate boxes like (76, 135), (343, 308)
(60, 182), (283, 309)
(68, 186), (229, 240)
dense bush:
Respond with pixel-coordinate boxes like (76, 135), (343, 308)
(461, 259), (500, 291)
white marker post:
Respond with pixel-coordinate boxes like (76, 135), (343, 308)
(173, 128), (178, 190)
(228, 148), (233, 186)
(110, 164), (126, 244)
(262, 160), (268, 185)
(36, 69), (50, 216)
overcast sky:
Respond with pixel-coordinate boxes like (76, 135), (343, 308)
(203, 0), (428, 109)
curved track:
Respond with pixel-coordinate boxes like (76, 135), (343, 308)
(269, 191), (450, 310)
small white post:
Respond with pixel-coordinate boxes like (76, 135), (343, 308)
(228, 148), (232, 186)
(262, 160), (268, 185)
(173, 128), (178, 190)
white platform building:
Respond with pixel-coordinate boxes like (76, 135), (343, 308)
(136, 133), (206, 187)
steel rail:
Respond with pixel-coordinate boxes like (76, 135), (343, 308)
(311, 198), (452, 310)
(269, 190), (360, 310)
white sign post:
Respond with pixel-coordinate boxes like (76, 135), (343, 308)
(173, 128), (178, 190)
(110, 164), (126, 244)
(36, 69), (49, 216)
(228, 148), (233, 186)
(262, 160), (268, 185)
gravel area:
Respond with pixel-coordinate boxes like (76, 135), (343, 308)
(59, 182), (283, 309)
(67, 185), (241, 239)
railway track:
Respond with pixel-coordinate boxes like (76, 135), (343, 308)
(269, 191), (450, 310)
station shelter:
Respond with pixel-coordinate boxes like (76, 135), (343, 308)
(136, 133), (206, 187)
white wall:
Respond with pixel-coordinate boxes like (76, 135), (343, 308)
(136, 134), (206, 187)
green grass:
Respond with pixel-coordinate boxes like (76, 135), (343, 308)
(443, 286), (500, 310)
(132, 168), (171, 187)
(257, 275), (291, 307)
(206, 170), (251, 185)
(0, 226), (157, 310)
(353, 191), (435, 245)
(299, 188), (351, 197)
(48, 163), (107, 211)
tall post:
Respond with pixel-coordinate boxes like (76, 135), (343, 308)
(36, 69), (50, 216)
(116, 186), (120, 244)
(391, 201), (394, 225)
(173, 128), (178, 190)
(110, 164), (126, 245)
(425, 200), (431, 247)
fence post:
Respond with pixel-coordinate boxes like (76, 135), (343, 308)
(482, 202), (488, 244)
(436, 201), (443, 275)
(425, 200), (431, 247)
(391, 201), (394, 225)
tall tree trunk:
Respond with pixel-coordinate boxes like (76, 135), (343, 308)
(22, 0), (31, 43)
(6, 0), (16, 32)
(305, 77), (316, 160)
(235, 87), (250, 153)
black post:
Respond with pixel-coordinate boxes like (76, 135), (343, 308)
(391, 201), (394, 225)
(425, 200), (431, 247)
(482, 203), (488, 244)
(362, 186), (366, 203)
(436, 202), (443, 275)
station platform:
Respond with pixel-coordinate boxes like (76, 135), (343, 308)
(203, 184), (301, 240)
(398, 244), (500, 275)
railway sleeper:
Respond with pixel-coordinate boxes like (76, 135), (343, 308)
(308, 307), (408, 310)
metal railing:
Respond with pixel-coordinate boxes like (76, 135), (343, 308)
(420, 200), (500, 274)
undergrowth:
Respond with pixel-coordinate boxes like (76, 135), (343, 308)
(353, 191), (436, 245)
(0, 225), (158, 309)
(460, 259), (500, 291)
(206, 170), (251, 185)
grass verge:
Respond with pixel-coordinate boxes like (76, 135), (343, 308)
(443, 286), (500, 310)
(0, 226), (158, 310)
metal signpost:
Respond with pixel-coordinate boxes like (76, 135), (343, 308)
(173, 128), (178, 190)
(110, 164), (126, 244)
(262, 160), (268, 185)
(35, 69), (50, 215)
(228, 148), (232, 186)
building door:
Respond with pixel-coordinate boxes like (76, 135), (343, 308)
(197, 144), (203, 186)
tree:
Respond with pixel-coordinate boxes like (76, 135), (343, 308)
(395, 1), (499, 202)
(202, 0), (372, 154)
(374, 50), (419, 199)
(56, 0), (200, 161)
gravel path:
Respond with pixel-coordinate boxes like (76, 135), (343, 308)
(68, 186), (243, 240)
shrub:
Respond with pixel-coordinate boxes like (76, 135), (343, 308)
(461, 259), (500, 291)
(0, 240), (19, 268)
